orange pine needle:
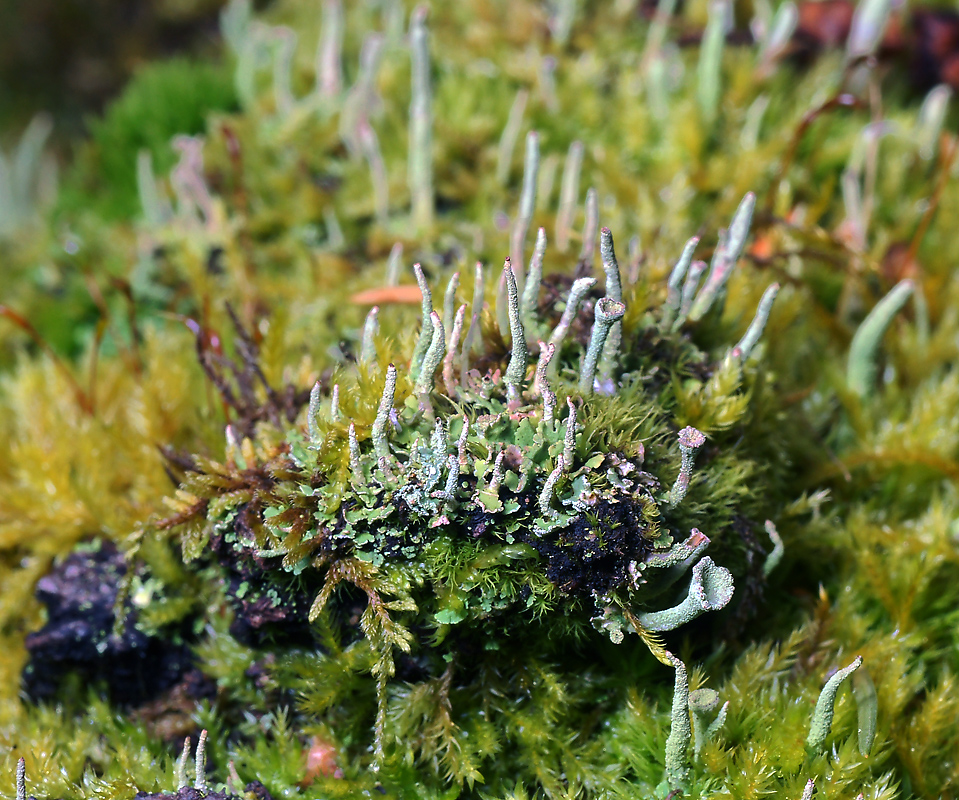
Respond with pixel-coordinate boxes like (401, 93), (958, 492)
(350, 285), (423, 305)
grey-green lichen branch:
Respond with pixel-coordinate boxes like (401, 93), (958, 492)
(665, 652), (691, 790)
(847, 279), (914, 396)
(666, 426), (706, 508)
(636, 555), (734, 631)
(579, 297), (626, 394)
(806, 656), (863, 752)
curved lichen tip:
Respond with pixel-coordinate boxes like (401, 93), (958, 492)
(847, 279), (914, 396)
(687, 192), (756, 322)
(806, 656), (863, 752)
(735, 282), (780, 361)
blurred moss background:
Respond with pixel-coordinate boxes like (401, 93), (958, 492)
(0, 0), (235, 136)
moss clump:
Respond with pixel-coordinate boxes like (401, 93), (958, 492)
(152, 205), (785, 787)
(59, 57), (238, 222)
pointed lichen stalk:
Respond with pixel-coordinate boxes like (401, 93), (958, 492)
(735, 283), (780, 361)
(539, 54), (559, 112)
(563, 397), (578, 467)
(758, 0), (799, 72)
(195, 729), (209, 792)
(579, 187), (599, 267)
(917, 84), (952, 161)
(664, 652), (691, 791)
(308, 380), (322, 445)
(358, 122), (388, 224)
(666, 426), (706, 507)
(533, 341), (557, 422)
(521, 227), (547, 325)
(598, 227), (624, 380)
(636, 556), (734, 631)
(430, 417), (447, 454)
(806, 656), (863, 752)
(415, 311), (445, 397)
(661, 236), (699, 329)
(360, 306), (379, 366)
(556, 140), (583, 252)
(579, 297), (626, 394)
(408, 5), (433, 232)
(340, 32), (384, 150)
(801, 779), (816, 800)
(271, 26), (297, 115)
(642, 0), (680, 70)
(348, 422), (363, 483)
(440, 454), (459, 501)
(175, 736), (191, 789)
(846, 0), (892, 61)
(697, 0), (726, 124)
(762, 519), (784, 577)
(442, 271), (460, 337)
(372, 364), (397, 462)
(600, 228), (624, 303)
(510, 131), (540, 289)
(317, 0), (343, 99)
(548, 277), (597, 370)
(757, 1), (798, 75)
(677, 260), (708, 327)
(488, 448), (506, 494)
(738, 90), (770, 148)
(496, 88), (529, 186)
(456, 416), (470, 467)
(330, 384), (341, 422)
(687, 192), (756, 322)
(847, 279), (914, 396)
(461, 261), (485, 380)
(385, 242), (403, 286)
(410, 263), (433, 377)
(841, 167), (866, 252)
(538, 454), (566, 518)
(853, 665), (878, 757)
(503, 262), (528, 403)
(442, 304), (467, 392)
(171, 136), (214, 224)
(16, 757), (25, 800)
(226, 761), (242, 796)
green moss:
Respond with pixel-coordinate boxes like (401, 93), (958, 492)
(58, 56), (238, 222)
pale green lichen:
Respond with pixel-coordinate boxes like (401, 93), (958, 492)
(807, 656), (864, 752)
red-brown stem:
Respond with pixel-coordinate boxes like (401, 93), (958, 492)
(906, 133), (959, 269)
(764, 92), (864, 216)
(0, 305), (94, 415)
